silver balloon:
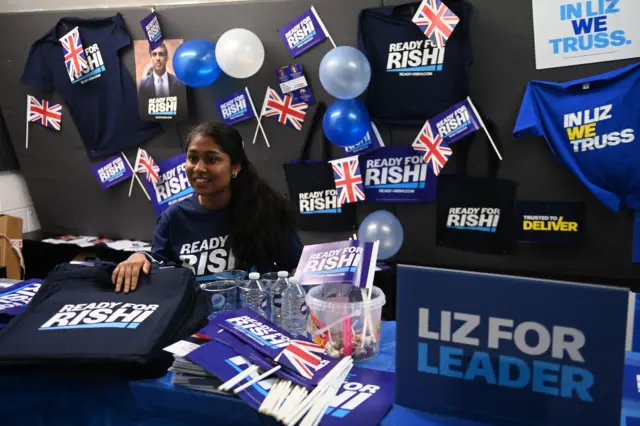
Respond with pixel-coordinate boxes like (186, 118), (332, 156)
(358, 210), (404, 260)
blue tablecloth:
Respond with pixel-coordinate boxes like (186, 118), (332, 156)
(0, 321), (638, 426)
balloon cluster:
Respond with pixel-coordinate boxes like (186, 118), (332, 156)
(319, 47), (372, 148)
(173, 28), (265, 87)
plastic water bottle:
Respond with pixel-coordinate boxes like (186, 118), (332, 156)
(270, 271), (289, 327)
(282, 277), (308, 337)
(240, 272), (268, 318)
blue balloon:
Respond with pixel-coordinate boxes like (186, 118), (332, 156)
(323, 99), (370, 147)
(173, 39), (222, 88)
(358, 211), (404, 260)
(319, 46), (371, 99)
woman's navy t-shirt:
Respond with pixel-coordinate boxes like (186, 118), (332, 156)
(151, 195), (303, 281)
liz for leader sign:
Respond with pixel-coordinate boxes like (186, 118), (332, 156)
(143, 153), (194, 217)
(532, 0), (640, 69)
(395, 265), (629, 426)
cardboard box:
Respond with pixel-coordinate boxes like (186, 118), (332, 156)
(0, 214), (23, 279)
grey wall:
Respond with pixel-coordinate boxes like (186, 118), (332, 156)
(1, 0), (639, 284)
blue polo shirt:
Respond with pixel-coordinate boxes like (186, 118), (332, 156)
(514, 61), (640, 261)
(21, 13), (162, 159)
(151, 195), (303, 280)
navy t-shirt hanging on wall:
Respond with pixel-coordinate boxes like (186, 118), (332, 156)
(358, 1), (472, 125)
(21, 14), (162, 159)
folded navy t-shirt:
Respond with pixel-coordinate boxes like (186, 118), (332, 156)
(21, 13), (162, 159)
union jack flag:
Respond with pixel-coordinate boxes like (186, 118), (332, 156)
(134, 148), (160, 185)
(261, 87), (308, 131)
(329, 155), (365, 205)
(275, 340), (323, 380)
(59, 27), (89, 82)
(411, 0), (460, 49)
(28, 95), (62, 131)
(412, 121), (453, 176)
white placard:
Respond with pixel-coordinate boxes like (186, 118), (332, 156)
(532, 0), (640, 69)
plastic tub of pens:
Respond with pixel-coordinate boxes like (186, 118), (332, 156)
(305, 283), (385, 362)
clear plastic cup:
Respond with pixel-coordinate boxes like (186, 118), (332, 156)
(213, 270), (248, 282)
(305, 283), (385, 362)
(201, 280), (238, 318)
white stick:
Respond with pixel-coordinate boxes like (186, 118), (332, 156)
(271, 381), (292, 416)
(259, 379), (283, 413)
(310, 366), (353, 426)
(276, 386), (305, 420)
(121, 152), (152, 201)
(218, 364), (259, 391)
(360, 289), (369, 349)
(252, 88), (269, 145)
(267, 380), (289, 415)
(245, 87), (270, 148)
(467, 96), (502, 161)
(25, 95), (31, 149)
(283, 358), (352, 425)
(303, 364), (353, 426)
(258, 380), (284, 413)
(311, 6), (336, 49)
(233, 365), (281, 394)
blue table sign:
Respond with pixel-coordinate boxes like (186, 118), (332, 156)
(396, 265), (630, 426)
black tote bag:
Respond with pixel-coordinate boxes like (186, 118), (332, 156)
(436, 124), (517, 254)
(283, 102), (357, 232)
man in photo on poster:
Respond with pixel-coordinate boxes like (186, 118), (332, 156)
(135, 40), (188, 121)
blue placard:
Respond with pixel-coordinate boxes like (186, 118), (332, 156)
(395, 265), (629, 426)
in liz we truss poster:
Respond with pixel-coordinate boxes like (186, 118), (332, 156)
(532, 0), (640, 70)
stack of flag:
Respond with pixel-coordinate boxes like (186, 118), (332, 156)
(0, 279), (43, 329)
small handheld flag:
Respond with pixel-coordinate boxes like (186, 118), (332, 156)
(260, 87), (308, 131)
(126, 148), (155, 201)
(412, 120), (453, 176)
(411, 0), (460, 49)
(329, 155), (366, 205)
(274, 341), (322, 380)
(59, 27), (89, 82)
(277, 6), (336, 58)
(26, 95), (62, 149)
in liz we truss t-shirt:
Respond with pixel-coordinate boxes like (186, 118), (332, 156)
(358, 0), (472, 125)
(21, 14), (162, 159)
(151, 195), (303, 281)
(513, 61), (640, 260)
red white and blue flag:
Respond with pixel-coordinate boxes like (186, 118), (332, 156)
(261, 87), (308, 131)
(275, 340), (323, 380)
(133, 148), (160, 185)
(27, 95), (62, 131)
(411, 0), (460, 49)
(412, 120), (453, 175)
(59, 27), (89, 82)
(329, 155), (366, 205)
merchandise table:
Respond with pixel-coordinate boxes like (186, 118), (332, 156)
(0, 321), (639, 426)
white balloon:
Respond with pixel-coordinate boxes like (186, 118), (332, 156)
(215, 28), (265, 79)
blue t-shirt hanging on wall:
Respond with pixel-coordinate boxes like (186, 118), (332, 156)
(151, 195), (303, 280)
(513, 62), (640, 261)
(357, 0), (472, 125)
(21, 14), (162, 159)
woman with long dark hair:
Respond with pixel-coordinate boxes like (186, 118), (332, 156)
(112, 121), (302, 293)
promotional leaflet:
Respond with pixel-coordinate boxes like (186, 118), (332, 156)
(143, 153), (194, 217)
(0, 279), (43, 317)
(277, 64), (315, 105)
(361, 146), (438, 203)
(134, 39), (188, 121)
(294, 240), (378, 288)
(91, 154), (133, 190)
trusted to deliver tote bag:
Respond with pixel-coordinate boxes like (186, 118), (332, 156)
(283, 102), (357, 232)
(435, 130), (517, 255)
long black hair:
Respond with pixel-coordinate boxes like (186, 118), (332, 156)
(185, 121), (296, 271)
